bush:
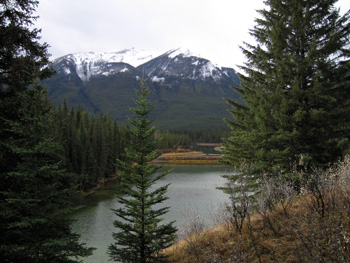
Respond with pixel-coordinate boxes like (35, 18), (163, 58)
(167, 156), (350, 262)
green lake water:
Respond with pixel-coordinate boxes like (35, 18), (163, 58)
(70, 165), (232, 263)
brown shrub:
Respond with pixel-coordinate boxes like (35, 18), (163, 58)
(166, 156), (350, 263)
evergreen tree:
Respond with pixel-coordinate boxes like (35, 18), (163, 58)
(0, 0), (54, 187)
(0, 1), (93, 261)
(0, 79), (94, 262)
(224, 0), (350, 187)
(109, 79), (177, 263)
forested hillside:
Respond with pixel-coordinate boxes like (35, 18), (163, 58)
(43, 49), (241, 130)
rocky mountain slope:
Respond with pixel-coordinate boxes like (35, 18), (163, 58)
(44, 48), (241, 129)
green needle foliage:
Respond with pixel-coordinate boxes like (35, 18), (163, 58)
(0, 1), (93, 261)
(109, 79), (177, 263)
(0, 79), (94, 262)
(224, 0), (350, 189)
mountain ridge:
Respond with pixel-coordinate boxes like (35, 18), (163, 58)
(44, 48), (241, 130)
(53, 48), (239, 84)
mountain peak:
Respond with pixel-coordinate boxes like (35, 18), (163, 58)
(55, 48), (163, 67)
(52, 48), (238, 84)
(165, 48), (201, 59)
(140, 48), (238, 83)
(53, 48), (164, 82)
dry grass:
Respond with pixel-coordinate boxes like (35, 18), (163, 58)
(161, 151), (204, 156)
(165, 156), (350, 263)
(154, 150), (223, 165)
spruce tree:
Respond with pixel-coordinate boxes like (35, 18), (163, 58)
(0, 1), (93, 261)
(109, 79), (177, 263)
(224, 0), (350, 186)
(0, 79), (94, 262)
(0, 0), (54, 184)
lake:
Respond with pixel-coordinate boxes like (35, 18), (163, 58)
(70, 165), (232, 263)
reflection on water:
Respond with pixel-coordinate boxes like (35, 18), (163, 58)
(70, 165), (232, 263)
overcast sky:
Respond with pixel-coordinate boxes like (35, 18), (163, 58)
(35, 0), (350, 69)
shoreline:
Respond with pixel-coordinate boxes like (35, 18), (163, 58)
(153, 151), (223, 165)
(80, 175), (119, 196)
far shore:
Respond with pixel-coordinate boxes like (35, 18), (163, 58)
(154, 147), (223, 165)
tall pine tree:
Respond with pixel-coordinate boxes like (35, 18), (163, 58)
(0, 0), (53, 184)
(109, 79), (177, 263)
(0, 1), (93, 261)
(224, 0), (350, 187)
(0, 77), (94, 262)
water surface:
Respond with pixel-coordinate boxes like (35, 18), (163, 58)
(70, 165), (232, 263)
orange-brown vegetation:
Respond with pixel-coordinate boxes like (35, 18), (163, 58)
(165, 156), (350, 262)
(154, 148), (223, 165)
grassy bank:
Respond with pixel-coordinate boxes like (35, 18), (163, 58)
(154, 151), (222, 165)
(154, 147), (223, 165)
(165, 156), (350, 262)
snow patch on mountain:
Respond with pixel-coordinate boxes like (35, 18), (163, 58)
(200, 61), (222, 82)
(151, 76), (165, 83)
(63, 67), (71, 75)
(166, 48), (201, 59)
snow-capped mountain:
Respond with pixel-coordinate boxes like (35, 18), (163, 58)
(53, 48), (164, 82)
(53, 48), (239, 86)
(140, 48), (239, 84)
(46, 48), (241, 129)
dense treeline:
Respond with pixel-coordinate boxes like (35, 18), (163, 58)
(173, 128), (229, 143)
(51, 100), (126, 191)
(157, 131), (192, 149)
(158, 128), (229, 149)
